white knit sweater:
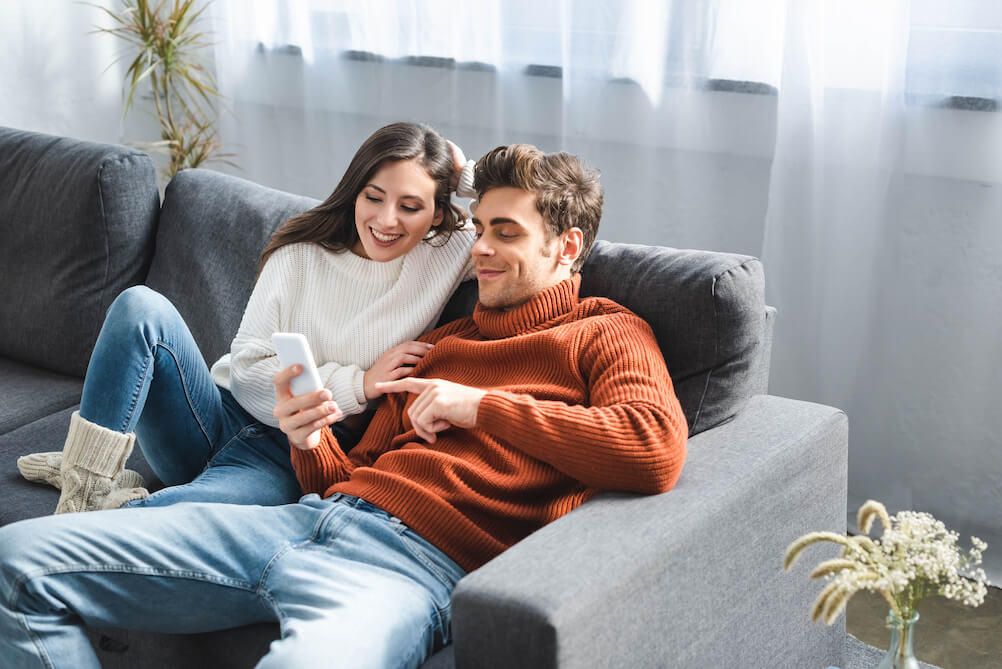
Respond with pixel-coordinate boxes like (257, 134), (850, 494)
(211, 229), (475, 427)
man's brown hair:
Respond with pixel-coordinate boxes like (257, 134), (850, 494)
(473, 144), (603, 272)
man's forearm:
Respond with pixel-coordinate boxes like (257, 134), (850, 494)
(476, 391), (687, 494)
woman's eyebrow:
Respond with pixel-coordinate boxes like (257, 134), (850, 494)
(365, 183), (427, 202)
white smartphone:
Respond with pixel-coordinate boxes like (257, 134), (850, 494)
(271, 332), (325, 396)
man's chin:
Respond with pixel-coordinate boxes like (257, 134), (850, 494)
(477, 288), (532, 312)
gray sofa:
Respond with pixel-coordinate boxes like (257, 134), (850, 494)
(0, 126), (849, 668)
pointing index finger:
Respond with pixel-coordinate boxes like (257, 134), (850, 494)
(376, 378), (430, 395)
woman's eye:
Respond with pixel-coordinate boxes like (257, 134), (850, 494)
(366, 195), (382, 203)
(401, 205), (419, 213)
(498, 233), (517, 239)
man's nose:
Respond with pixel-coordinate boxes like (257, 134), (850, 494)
(472, 235), (494, 256)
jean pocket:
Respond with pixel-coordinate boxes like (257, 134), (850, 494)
(393, 525), (465, 596)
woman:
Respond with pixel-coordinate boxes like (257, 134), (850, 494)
(19, 121), (477, 513)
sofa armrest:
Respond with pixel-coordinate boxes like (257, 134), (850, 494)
(451, 394), (848, 669)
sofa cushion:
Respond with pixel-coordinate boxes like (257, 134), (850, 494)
(579, 241), (766, 435)
(145, 169), (320, 365)
(0, 127), (160, 377)
(0, 358), (83, 435)
(438, 241), (766, 436)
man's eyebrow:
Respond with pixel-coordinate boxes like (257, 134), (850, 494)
(471, 217), (524, 227)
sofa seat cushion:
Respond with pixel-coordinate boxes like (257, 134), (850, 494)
(145, 169), (320, 364)
(0, 357), (83, 435)
(0, 127), (159, 377)
(0, 407), (159, 526)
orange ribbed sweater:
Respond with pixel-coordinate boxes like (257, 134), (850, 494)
(289, 274), (688, 572)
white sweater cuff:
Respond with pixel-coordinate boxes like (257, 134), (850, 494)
(456, 159), (477, 199)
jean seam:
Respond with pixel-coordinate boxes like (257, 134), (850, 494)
(16, 610), (56, 669)
(392, 530), (460, 627)
(398, 617), (436, 669)
(152, 338), (216, 449)
(205, 422), (267, 469)
(120, 340), (156, 434)
(257, 543), (297, 628)
(393, 527), (457, 595)
(12, 564), (258, 602)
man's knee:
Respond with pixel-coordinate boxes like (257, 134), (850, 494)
(0, 520), (48, 602)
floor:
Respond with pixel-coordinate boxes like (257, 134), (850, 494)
(845, 584), (1002, 668)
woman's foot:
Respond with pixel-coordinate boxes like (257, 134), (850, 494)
(55, 412), (138, 514)
(16, 451), (63, 488)
(18, 451), (146, 493)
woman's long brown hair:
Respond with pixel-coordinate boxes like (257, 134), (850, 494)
(259, 122), (465, 274)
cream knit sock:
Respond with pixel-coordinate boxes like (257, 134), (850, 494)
(101, 482), (150, 509)
(18, 451), (146, 492)
(55, 411), (137, 514)
(17, 451), (63, 488)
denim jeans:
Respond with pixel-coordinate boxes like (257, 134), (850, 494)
(78, 286), (362, 507)
(0, 493), (465, 669)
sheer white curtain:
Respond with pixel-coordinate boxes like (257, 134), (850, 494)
(761, 0), (1002, 585)
(202, 0), (1001, 583)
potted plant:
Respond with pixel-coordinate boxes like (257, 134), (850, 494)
(91, 0), (234, 180)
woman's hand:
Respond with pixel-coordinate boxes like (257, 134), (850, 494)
(447, 140), (466, 192)
(273, 365), (342, 450)
(363, 341), (435, 400)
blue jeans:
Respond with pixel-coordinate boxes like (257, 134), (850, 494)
(78, 286), (362, 507)
(0, 493), (465, 669)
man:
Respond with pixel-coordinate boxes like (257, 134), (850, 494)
(0, 144), (687, 669)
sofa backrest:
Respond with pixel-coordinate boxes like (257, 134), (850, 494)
(438, 241), (768, 436)
(153, 169), (769, 436)
(0, 127), (159, 377)
(145, 169), (319, 364)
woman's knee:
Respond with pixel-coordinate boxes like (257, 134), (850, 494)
(107, 286), (176, 323)
(104, 286), (183, 344)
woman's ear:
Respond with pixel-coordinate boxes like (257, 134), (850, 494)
(432, 205), (445, 228)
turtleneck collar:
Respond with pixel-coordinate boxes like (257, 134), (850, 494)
(473, 274), (581, 339)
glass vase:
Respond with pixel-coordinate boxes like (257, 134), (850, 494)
(875, 611), (921, 669)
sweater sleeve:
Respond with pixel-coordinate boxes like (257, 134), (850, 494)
(228, 247), (369, 427)
(289, 389), (407, 494)
(475, 314), (687, 494)
(455, 159), (477, 199)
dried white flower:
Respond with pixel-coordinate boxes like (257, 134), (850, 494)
(784, 500), (989, 623)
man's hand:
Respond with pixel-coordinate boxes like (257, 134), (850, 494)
(273, 364), (342, 450)
(363, 341), (435, 400)
(375, 378), (486, 443)
(446, 140), (466, 192)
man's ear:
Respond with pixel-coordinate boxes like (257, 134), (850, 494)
(557, 227), (584, 267)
